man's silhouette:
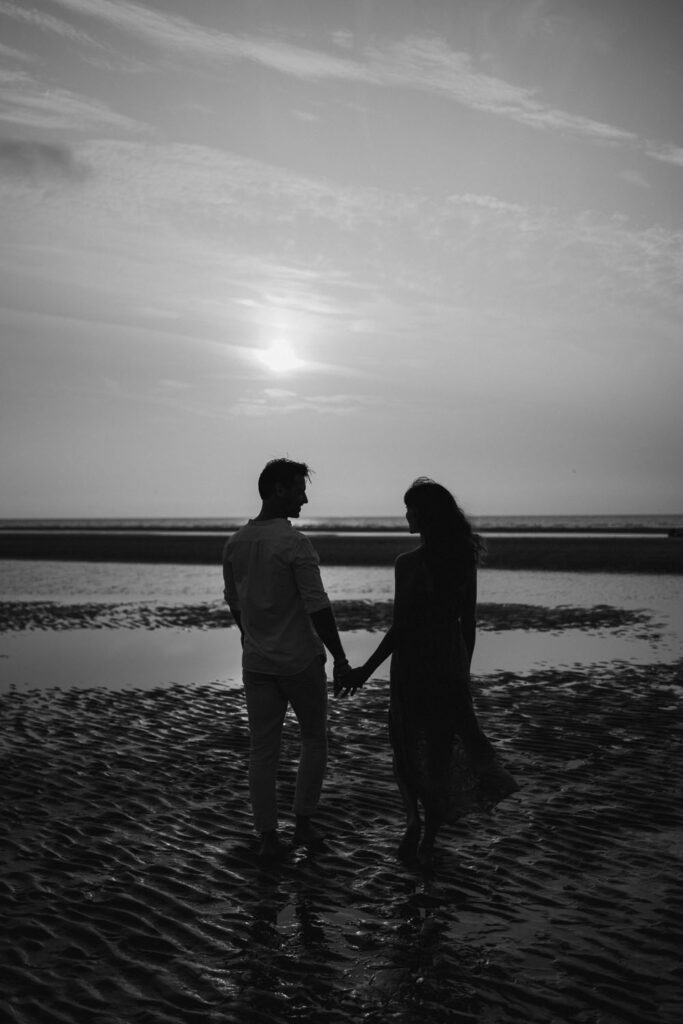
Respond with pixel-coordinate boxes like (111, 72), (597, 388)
(223, 458), (351, 863)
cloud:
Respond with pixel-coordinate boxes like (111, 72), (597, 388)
(0, 68), (147, 134)
(47, 1), (659, 155)
(42, 2), (683, 166)
(619, 169), (651, 189)
(646, 143), (683, 169)
(50, 0), (376, 80)
(375, 36), (638, 147)
(0, 0), (97, 45)
(4, 133), (682, 374)
(0, 40), (33, 62)
(16, 136), (681, 328)
(230, 389), (376, 418)
(49, 0), (233, 51)
(0, 138), (89, 180)
(41, 6), (620, 132)
(152, 378), (192, 394)
(292, 109), (321, 123)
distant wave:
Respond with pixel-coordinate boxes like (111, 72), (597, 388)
(1, 514), (682, 533)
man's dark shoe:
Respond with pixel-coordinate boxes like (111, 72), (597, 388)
(258, 830), (287, 865)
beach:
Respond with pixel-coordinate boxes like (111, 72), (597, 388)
(2, 662), (683, 1022)
(2, 540), (683, 1023)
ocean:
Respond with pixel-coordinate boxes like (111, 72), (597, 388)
(2, 513), (682, 533)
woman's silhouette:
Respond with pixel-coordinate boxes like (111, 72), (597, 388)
(342, 478), (518, 865)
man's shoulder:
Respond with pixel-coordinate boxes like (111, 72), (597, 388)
(225, 518), (300, 552)
(224, 519), (249, 543)
(288, 522), (309, 542)
(223, 519), (259, 558)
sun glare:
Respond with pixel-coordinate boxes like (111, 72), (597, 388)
(258, 339), (304, 373)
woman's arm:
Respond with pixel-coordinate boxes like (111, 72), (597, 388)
(335, 626), (396, 696)
(335, 555), (409, 696)
(362, 625), (396, 679)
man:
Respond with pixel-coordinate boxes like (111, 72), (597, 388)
(223, 458), (352, 864)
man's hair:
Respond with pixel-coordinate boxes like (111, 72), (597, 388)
(258, 458), (311, 499)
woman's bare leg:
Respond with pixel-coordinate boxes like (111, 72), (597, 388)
(393, 756), (421, 862)
(417, 810), (439, 867)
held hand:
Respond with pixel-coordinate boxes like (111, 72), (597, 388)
(332, 659), (352, 696)
(335, 665), (368, 698)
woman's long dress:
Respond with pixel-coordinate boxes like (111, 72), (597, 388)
(389, 548), (518, 825)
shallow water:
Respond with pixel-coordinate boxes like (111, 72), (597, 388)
(2, 559), (682, 612)
(1, 562), (681, 693)
(1, 618), (681, 694)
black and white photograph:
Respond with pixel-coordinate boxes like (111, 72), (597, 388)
(1, 2), (682, 1022)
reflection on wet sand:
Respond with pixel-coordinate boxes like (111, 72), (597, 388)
(237, 865), (476, 1022)
(1, 590), (680, 693)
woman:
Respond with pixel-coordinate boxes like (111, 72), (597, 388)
(343, 478), (518, 866)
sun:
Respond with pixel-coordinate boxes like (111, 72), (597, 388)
(258, 339), (304, 374)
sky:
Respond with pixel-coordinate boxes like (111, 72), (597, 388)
(1, 0), (682, 518)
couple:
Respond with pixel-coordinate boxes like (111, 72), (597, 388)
(223, 458), (518, 867)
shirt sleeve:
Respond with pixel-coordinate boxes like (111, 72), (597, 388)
(292, 534), (331, 614)
(222, 547), (240, 609)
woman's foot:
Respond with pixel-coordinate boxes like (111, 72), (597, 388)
(397, 824), (421, 863)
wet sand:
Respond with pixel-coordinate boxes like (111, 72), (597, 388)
(0, 597), (659, 635)
(2, 649), (683, 1022)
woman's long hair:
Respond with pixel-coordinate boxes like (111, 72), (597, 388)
(403, 477), (484, 588)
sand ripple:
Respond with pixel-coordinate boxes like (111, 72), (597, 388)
(1, 598), (658, 637)
(2, 660), (683, 1022)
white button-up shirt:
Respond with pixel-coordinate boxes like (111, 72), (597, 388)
(223, 518), (331, 675)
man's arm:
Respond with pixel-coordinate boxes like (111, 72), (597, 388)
(226, 602), (244, 638)
(222, 554), (244, 641)
(309, 606), (349, 674)
(223, 591), (244, 643)
(292, 536), (350, 677)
